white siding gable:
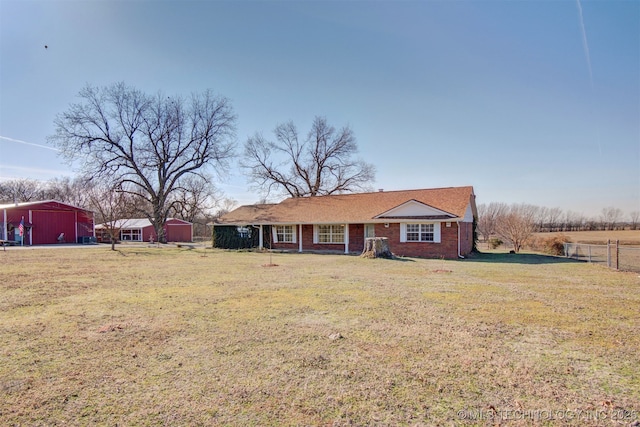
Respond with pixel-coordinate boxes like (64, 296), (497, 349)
(375, 200), (455, 219)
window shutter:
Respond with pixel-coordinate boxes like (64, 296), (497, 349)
(313, 225), (318, 244)
(400, 223), (407, 243)
(291, 225), (297, 244)
(434, 223), (441, 243)
(272, 226), (279, 243)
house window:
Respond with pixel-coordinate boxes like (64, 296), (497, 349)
(406, 223), (434, 242)
(315, 224), (345, 244)
(273, 225), (296, 243)
(364, 224), (375, 239)
(401, 223), (440, 243)
(237, 226), (250, 238)
(120, 229), (142, 241)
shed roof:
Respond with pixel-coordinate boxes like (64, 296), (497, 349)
(95, 218), (192, 229)
(0, 200), (92, 212)
(216, 186), (475, 225)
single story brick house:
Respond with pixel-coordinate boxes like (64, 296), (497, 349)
(95, 218), (193, 243)
(214, 186), (477, 259)
(0, 200), (95, 245)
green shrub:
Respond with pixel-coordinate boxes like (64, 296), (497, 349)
(212, 225), (271, 250)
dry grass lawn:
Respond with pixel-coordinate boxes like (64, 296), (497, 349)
(538, 230), (640, 246)
(1, 247), (639, 426)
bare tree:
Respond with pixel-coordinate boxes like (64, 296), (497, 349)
(600, 206), (623, 231)
(561, 210), (578, 231)
(49, 82), (236, 243)
(630, 211), (640, 230)
(169, 175), (220, 223)
(0, 178), (46, 203)
(495, 203), (538, 253)
(87, 183), (138, 250)
(44, 176), (92, 207)
(546, 207), (563, 232)
(476, 202), (507, 242)
(242, 116), (375, 198)
(212, 197), (238, 219)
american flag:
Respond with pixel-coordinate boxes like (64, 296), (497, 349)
(18, 217), (24, 237)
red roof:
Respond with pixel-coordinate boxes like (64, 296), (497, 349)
(216, 186), (475, 225)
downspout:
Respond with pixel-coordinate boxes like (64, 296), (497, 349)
(457, 221), (464, 259)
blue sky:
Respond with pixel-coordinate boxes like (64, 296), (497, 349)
(1, 0), (638, 217)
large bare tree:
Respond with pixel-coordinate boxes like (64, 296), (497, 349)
(242, 116), (375, 198)
(495, 203), (539, 253)
(169, 175), (220, 223)
(49, 82), (236, 242)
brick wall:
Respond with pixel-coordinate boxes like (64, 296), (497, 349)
(370, 223), (452, 259)
(458, 221), (474, 256)
(270, 221), (475, 259)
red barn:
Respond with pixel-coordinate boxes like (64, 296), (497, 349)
(95, 218), (192, 243)
(1, 200), (95, 245)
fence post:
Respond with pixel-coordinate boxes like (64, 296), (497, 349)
(616, 240), (619, 270)
(607, 240), (611, 268)
(588, 245), (591, 263)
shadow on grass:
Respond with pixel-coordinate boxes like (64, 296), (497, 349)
(466, 251), (580, 265)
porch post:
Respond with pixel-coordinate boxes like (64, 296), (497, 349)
(298, 224), (303, 253)
(258, 225), (263, 249)
(344, 223), (349, 254)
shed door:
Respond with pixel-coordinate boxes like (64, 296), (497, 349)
(32, 210), (76, 244)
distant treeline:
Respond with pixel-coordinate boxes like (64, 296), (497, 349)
(477, 202), (638, 243)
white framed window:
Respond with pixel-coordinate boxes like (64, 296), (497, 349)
(120, 229), (142, 241)
(364, 224), (375, 239)
(314, 224), (345, 244)
(400, 223), (440, 243)
(272, 225), (296, 243)
(237, 226), (250, 238)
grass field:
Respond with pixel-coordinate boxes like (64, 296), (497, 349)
(1, 247), (639, 426)
(537, 230), (640, 246)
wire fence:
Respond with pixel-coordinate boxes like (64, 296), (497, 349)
(564, 241), (640, 273)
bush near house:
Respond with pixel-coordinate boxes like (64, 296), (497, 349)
(212, 225), (269, 249)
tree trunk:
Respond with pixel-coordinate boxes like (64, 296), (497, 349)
(361, 237), (393, 259)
